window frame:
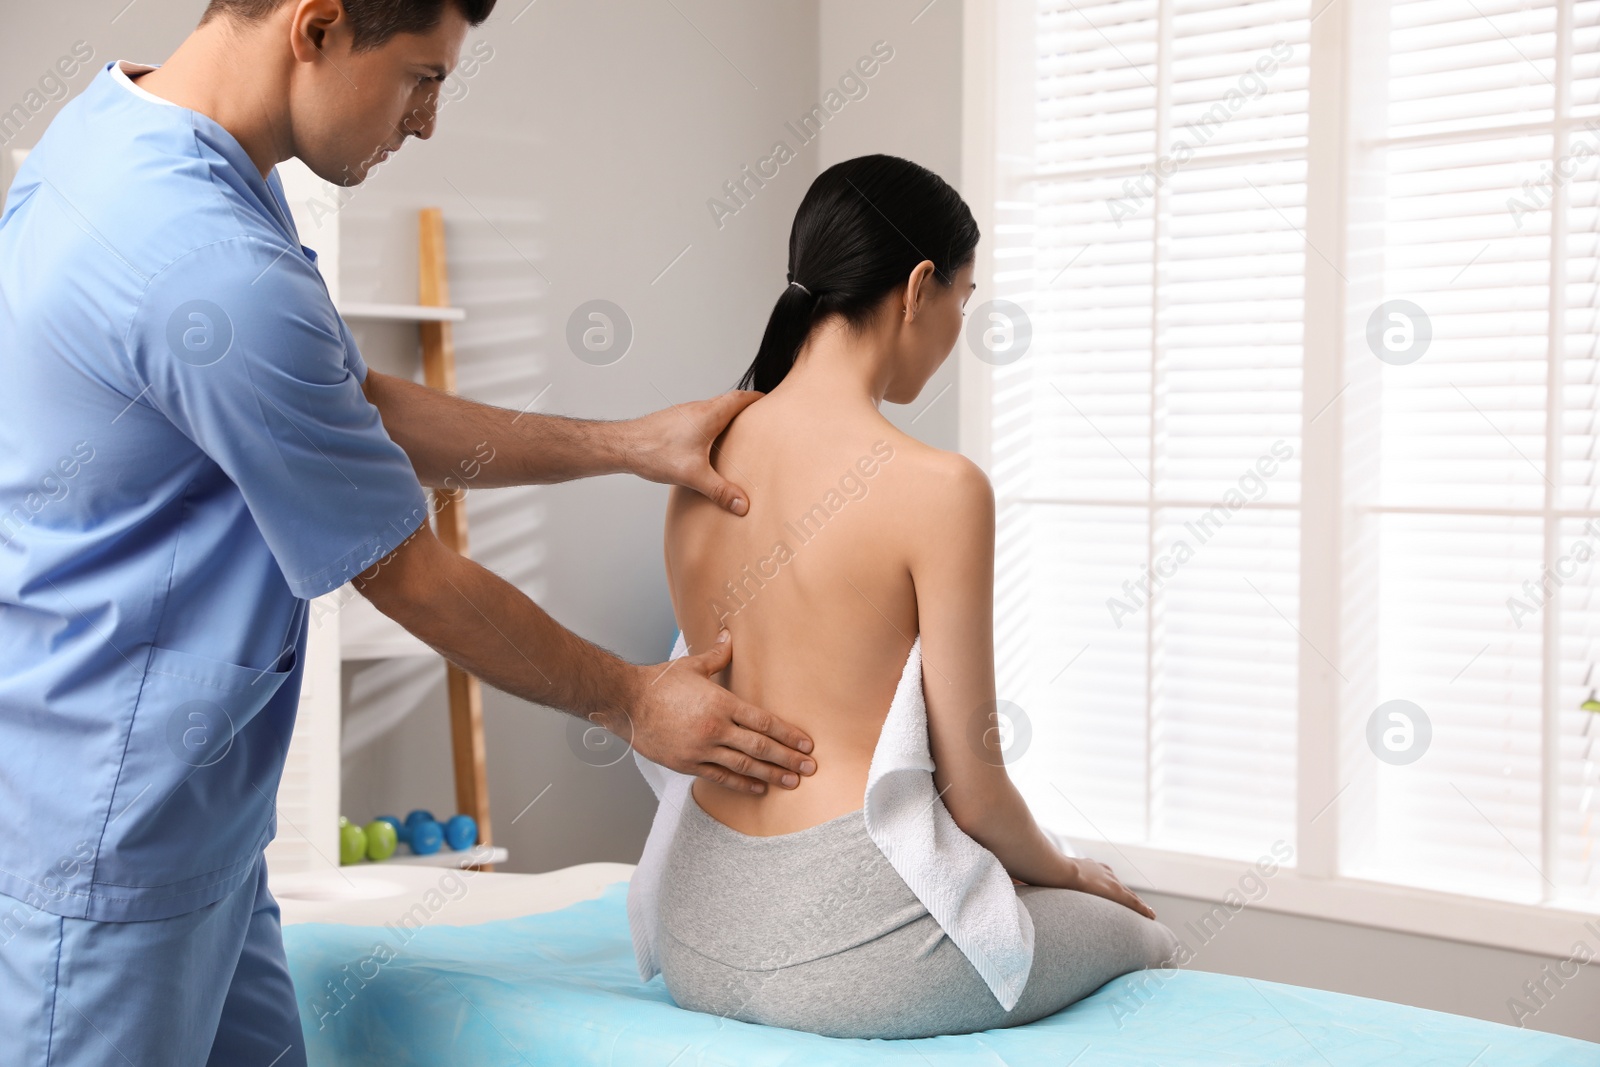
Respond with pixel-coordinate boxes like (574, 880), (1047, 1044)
(960, 0), (1600, 956)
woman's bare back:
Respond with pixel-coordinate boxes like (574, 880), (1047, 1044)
(664, 389), (950, 835)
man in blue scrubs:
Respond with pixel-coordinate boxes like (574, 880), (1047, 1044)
(0, 0), (817, 1062)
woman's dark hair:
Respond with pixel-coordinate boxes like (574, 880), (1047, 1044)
(738, 154), (979, 394)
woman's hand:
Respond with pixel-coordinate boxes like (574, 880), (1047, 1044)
(622, 391), (763, 516)
(1066, 858), (1157, 920)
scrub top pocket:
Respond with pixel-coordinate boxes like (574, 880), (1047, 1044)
(89, 634), (304, 919)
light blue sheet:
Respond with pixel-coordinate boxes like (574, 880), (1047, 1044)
(283, 882), (1598, 1066)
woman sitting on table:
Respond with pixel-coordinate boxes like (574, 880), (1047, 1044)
(629, 153), (1179, 1040)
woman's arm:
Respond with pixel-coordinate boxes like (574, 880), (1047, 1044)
(911, 453), (1155, 919)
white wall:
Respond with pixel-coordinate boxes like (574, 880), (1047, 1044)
(818, 0), (966, 451)
(1143, 887), (1600, 1042)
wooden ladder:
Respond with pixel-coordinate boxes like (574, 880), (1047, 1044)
(416, 207), (494, 871)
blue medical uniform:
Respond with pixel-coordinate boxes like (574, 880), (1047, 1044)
(0, 60), (429, 1063)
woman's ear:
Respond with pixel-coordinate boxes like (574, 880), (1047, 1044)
(903, 260), (938, 323)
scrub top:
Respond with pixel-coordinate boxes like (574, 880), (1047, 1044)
(0, 62), (429, 921)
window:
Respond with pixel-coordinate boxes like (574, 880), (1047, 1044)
(964, 0), (1599, 948)
(1351, 0), (1600, 908)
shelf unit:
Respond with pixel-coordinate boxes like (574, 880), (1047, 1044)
(267, 160), (497, 885)
(382, 846), (511, 870)
(340, 302), (466, 323)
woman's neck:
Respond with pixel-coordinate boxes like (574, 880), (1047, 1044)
(774, 317), (896, 410)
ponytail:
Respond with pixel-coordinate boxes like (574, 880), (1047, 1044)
(735, 154), (979, 394)
(739, 280), (822, 393)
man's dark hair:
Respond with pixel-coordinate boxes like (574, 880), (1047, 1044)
(202, 0), (496, 51)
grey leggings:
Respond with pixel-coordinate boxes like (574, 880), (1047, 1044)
(657, 793), (1180, 1040)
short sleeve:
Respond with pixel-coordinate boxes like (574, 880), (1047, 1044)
(126, 236), (429, 599)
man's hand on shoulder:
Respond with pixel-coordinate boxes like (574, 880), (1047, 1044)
(622, 390), (763, 517)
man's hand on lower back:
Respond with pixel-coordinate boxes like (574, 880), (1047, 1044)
(357, 529), (815, 795)
(623, 629), (817, 794)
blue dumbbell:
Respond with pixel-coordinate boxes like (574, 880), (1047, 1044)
(444, 813), (477, 851)
(403, 809), (436, 842)
(409, 818), (444, 856)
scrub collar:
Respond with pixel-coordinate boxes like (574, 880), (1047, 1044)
(110, 60), (178, 108)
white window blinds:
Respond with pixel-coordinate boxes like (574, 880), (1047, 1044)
(1000, 0), (1311, 863)
(1348, 0), (1600, 905)
(991, 0), (1600, 911)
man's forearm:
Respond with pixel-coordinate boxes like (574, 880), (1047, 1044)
(358, 528), (640, 729)
(363, 369), (636, 489)
(358, 523), (817, 793)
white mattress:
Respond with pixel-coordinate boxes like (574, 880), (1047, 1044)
(272, 861), (636, 927)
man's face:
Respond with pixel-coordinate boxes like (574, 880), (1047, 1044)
(287, 1), (470, 186)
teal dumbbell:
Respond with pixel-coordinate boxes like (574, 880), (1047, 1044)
(403, 809), (436, 841)
(443, 813), (477, 851)
(409, 818), (444, 855)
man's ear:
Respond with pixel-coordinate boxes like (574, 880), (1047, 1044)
(287, 0), (350, 63)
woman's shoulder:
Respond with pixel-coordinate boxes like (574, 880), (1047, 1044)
(852, 430), (995, 569)
(874, 429), (993, 508)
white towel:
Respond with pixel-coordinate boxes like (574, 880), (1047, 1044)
(627, 632), (1038, 1010)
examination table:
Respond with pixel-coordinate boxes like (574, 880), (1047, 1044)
(278, 863), (1600, 1062)
(276, 863), (1598, 1065)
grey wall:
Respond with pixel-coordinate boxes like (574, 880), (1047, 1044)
(1144, 888), (1600, 1042)
(331, 0), (828, 876)
(4, 0), (1596, 1047)
(817, 0), (965, 451)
